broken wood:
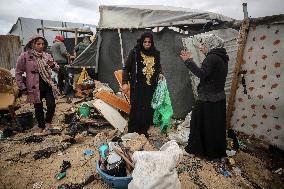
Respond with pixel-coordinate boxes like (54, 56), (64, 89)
(95, 90), (130, 113)
(113, 146), (135, 169)
(114, 70), (130, 103)
(226, 17), (250, 129)
(80, 117), (109, 127)
(93, 99), (127, 132)
(72, 97), (85, 104)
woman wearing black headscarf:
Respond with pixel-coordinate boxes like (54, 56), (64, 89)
(122, 32), (164, 137)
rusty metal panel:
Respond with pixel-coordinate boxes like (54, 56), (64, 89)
(0, 35), (21, 70)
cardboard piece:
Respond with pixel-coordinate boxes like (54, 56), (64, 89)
(93, 99), (127, 132)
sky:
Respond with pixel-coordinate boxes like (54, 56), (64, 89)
(0, 0), (283, 34)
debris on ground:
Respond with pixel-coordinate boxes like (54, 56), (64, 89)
(0, 90), (283, 189)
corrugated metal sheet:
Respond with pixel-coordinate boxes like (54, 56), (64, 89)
(9, 17), (96, 46)
(0, 35), (21, 70)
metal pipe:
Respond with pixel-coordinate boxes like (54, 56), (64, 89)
(242, 3), (248, 18)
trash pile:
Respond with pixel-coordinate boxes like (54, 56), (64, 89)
(74, 68), (95, 98)
(96, 132), (183, 189)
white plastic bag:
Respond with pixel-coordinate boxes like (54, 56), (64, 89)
(128, 140), (183, 189)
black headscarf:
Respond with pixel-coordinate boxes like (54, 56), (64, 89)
(135, 32), (159, 56)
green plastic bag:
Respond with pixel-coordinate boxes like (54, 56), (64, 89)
(151, 79), (173, 133)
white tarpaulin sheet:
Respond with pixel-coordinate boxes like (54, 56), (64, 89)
(231, 22), (284, 150)
(98, 5), (234, 29)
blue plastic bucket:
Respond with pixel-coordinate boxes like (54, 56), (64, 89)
(96, 161), (132, 189)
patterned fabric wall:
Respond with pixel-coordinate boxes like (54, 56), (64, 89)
(231, 23), (284, 150)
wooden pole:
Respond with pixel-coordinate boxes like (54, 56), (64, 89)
(226, 17), (250, 129)
(113, 147), (135, 169)
(75, 29), (78, 46)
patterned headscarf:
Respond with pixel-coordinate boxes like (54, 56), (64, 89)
(195, 34), (224, 54)
(31, 49), (60, 95)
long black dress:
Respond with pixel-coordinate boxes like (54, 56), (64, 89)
(184, 48), (228, 158)
(122, 34), (162, 136)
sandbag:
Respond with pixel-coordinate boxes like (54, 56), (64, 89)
(128, 140), (182, 189)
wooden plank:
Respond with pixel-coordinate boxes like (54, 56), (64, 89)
(114, 70), (130, 103)
(93, 99), (127, 132)
(80, 117), (109, 127)
(226, 17), (250, 129)
(95, 90), (130, 113)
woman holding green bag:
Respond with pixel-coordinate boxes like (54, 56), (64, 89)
(122, 32), (164, 137)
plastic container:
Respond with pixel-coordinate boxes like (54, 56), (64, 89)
(79, 104), (90, 117)
(16, 111), (33, 130)
(96, 161), (132, 189)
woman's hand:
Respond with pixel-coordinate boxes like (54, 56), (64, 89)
(159, 74), (165, 80)
(180, 50), (192, 62)
(47, 59), (55, 67)
(122, 84), (128, 94)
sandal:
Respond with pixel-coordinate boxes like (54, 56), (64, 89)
(34, 128), (51, 136)
(46, 123), (53, 129)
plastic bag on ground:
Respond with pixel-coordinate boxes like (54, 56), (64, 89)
(168, 112), (191, 145)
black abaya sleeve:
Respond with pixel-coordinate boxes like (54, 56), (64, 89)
(184, 55), (216, 80)
(156, 51), (163, 74)
(122, 49), (135, 85)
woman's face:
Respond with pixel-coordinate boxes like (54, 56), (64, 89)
(143, 37), (152, 50)
(34, 38), (45, 52)
(199, 43), (208, 55)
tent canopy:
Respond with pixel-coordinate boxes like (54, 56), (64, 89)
(69, 5), (237, 118)
(98, 5), (234, 29)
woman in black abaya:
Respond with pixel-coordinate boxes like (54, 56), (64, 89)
(180, 34), (228, 158)
(122, 32), (163, 137)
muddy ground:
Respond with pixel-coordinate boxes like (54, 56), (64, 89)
(0, 96), (283, 189)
